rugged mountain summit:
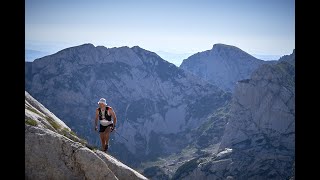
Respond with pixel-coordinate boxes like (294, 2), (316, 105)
(180, 44), (275, 92)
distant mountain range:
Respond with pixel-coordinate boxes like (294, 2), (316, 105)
(25, 43), (230, 167)
(25, 43), (294, 179)
(25, 46), (280, 65)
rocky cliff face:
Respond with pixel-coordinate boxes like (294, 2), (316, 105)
(171, 50), (295, 180)
(25, 44), (231, 166)
(25, 91), (147, 180)
(138, 102), (231, 180)
(279, 49), (295, 66)
(180, 44), (276, 92)
(25, 91), (82, 143)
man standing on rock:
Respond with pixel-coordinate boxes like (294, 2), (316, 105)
(94, 98), (117, 152)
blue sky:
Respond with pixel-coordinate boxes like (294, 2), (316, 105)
(25, 0), (295, 65)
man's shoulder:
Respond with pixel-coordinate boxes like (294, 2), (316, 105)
(107, 106), (112, 109)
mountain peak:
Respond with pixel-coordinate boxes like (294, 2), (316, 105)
(212, 43), (237, 49)
(180, 43), (268, 92)
(211, 43), (246, 54)
(131, 45), (148, 52)
(131, 45), (142, 49)
(209, 43), (259, 61)
(56, 43), (96, 53)
(131, 45), (161, 59)
(73, 43), (96, 49)
(81, 43), (95, 47)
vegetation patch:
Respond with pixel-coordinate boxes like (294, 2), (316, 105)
(26, 107), (44, 117)
(61, 128), (72, 137)
(45, 116), (61, 130)
(25, 118), (38, 126)
(60, 127), (87, 146)
(69, 130), (77, 136)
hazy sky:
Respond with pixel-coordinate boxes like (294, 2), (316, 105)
(25, 0), (295, 64)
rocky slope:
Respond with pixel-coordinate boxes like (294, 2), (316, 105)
(139, 103), (231, 180)
(25, 91), (147, 180)
(171, 50), (295, 179)
(279, 49), (295, 65)
(25, 44), (231, 166)
(180, 44), (276, 92)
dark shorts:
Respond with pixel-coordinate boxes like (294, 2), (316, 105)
(99, 123), (113, 133)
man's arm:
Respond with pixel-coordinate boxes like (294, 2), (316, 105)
(94, 109), (99, 130)
(110, 107), (117, 127)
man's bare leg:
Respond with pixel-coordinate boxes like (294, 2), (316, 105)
(104, 126), (112, 151)
(100, 132), (106, 151)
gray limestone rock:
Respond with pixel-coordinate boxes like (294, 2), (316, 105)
(25, 125), (117, 180)
(172, 50), (295, 180)
(25, 91), (148, 180)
